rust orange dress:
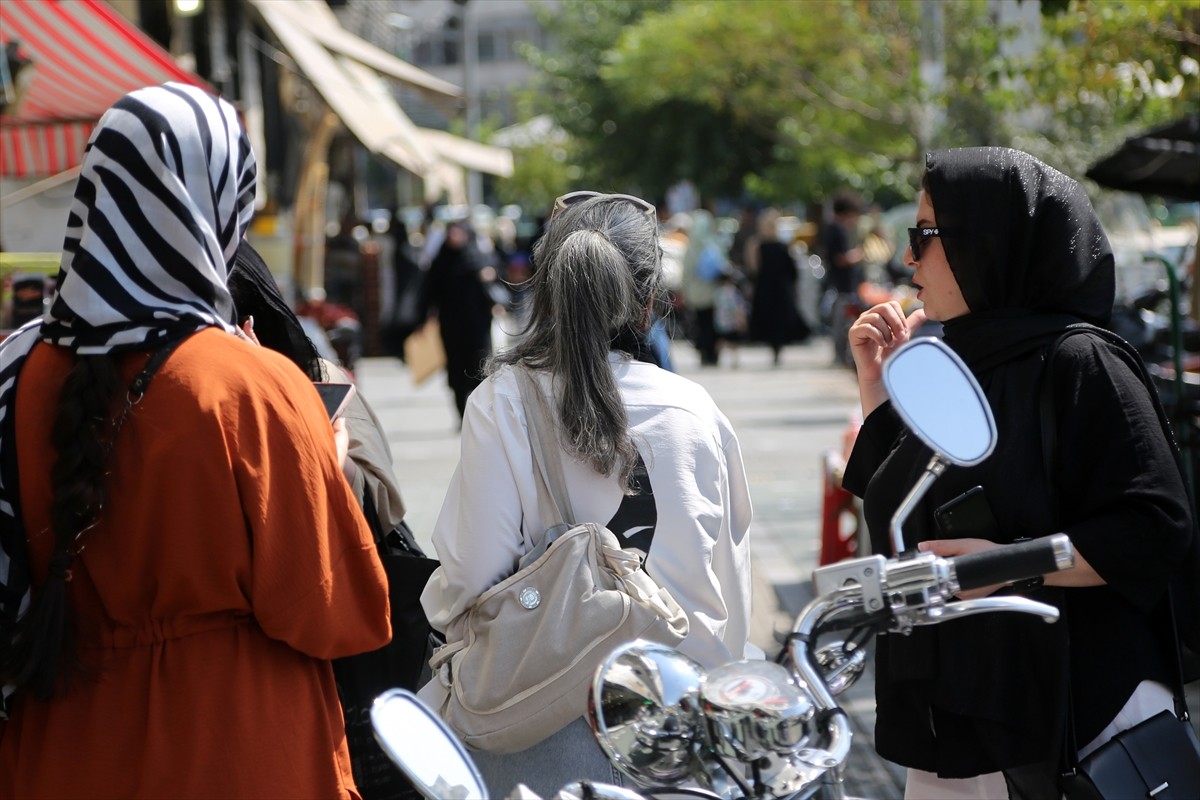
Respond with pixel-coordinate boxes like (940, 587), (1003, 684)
(0, 328), (391, 799)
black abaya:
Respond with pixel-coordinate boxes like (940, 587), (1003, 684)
(843, 147), (1192, 778)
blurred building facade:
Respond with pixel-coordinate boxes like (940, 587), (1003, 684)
(388, 0), (551, 127)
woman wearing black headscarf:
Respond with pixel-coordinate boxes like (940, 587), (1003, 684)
(228, 241), (407, 535)
(843, 148), (1192, 798)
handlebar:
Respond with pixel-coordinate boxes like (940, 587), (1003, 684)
(799, 533), (1076, 698)
(952, 534), (1074, 591)
(777, 535), (1076, 796)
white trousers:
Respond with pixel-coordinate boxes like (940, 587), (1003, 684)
(902, 680), (1175, 800)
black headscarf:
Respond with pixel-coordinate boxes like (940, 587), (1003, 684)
(227, 240), (326, 382)
(927, 147), (1116, 373)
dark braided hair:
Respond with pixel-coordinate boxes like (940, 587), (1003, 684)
(0, 355), (120, 698)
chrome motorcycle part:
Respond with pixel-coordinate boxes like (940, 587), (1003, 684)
(915, 596), (1061, 625)
(700, 660), (815, 761)
(813, 641), (867, 697)
(811, 555), (886, 613)
(589, 641), (706, 788)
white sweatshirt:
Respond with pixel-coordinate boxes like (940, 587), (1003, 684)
(420, 355), (755, 692)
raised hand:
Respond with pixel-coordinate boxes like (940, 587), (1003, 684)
(848, 302), (927, 416)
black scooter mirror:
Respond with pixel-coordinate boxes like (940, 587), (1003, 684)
(882, 337), (997, 554)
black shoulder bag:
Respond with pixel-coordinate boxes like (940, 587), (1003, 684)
(1039, 329), (1200, 800)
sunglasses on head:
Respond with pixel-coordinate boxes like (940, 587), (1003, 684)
(908, 227), (942, 260)
(551, 191), (657, 222)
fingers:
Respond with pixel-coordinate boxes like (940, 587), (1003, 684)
(241, 316), (260, 346)
(917, 538), (997, 558)
(906, 307), (927, 335)
(918, 538), (1005, 599)
(918, 539), (966, 557)
(849, 301), (909, 348)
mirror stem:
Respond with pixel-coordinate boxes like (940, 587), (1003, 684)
(890, 455), (946, 556)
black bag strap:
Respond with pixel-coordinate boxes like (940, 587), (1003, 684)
(1040, 329), (1191, 780)
(105, 335), (189, 452)
(129, 337), (186, 397)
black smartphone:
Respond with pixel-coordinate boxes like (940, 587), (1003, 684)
(314, 382), (356, 421)
(934, 486), (1000, 539)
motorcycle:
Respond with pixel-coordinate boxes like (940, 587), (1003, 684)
(371, 337), (1076, 800)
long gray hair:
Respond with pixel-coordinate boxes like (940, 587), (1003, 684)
(492, 194), (665, 489)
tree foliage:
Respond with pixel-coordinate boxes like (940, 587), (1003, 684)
(513, 0), (1198, 207)
(1008, 0), (1199, 177)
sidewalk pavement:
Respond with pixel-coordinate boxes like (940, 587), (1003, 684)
(355, 336), (906, 797)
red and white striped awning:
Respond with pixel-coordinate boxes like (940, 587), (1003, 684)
(1, 0), (204, 178)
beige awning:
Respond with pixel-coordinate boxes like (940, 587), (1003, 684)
(253, 0), (434, 177)
(250, 0), (511, 204)
(248, 0), (460, 102)
(419, 128), (514, 178)
(281, 0), (462, 103)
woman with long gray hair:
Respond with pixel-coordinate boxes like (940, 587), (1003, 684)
(419, 192), (756, 796)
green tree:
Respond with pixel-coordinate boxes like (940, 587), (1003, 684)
(518, 0), (1197, 206)
(1005, 0), (1199, 177)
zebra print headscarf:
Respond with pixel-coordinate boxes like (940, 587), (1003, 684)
(0, 83), (256, 716)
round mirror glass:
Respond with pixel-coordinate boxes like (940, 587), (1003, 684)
(590, 641), (706, 787)
(882, 338), (997, 466)
(371, 689), (488, 800)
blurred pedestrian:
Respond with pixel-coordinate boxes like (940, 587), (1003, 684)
(713, 269), (750, 368)
(749, 209), (807, 366)
(385, 209), (423, 351)
(681, 209), (724, 366)
(823, 191), (866, 366)
(729, 205), (759, 273)
(421, 220), (496, 422)
(0, 83), (389, 798)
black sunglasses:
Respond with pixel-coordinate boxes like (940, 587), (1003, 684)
(552, 191), (657, 222)
(908, 227), (942, 260)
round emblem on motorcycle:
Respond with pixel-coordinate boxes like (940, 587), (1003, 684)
(519, 587), (541, 609)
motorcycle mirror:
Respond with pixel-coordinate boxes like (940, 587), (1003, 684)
(883, 337), (996, 467)
(882, 337), (997, 554)
(370, 688), (488, 800)
(589, 640), (706, 788)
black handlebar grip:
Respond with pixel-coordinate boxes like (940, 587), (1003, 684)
(952, 534), (1075, 591)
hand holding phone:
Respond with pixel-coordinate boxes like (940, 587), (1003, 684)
(933, 486), (1000, 539)
(314, 382), (356, 421)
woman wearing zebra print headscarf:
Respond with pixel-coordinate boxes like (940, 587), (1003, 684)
(0, 84), (390, 797)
